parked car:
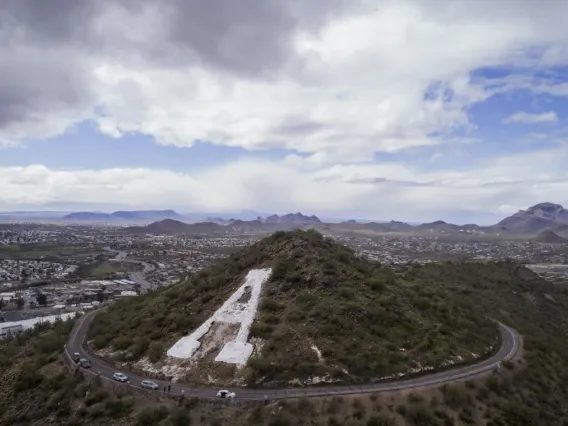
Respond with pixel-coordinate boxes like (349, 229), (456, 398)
(72, 352), (81, 363)
(217, 389), (236, 399)
(140, 380), (159, 390)
(113, 372), (128, 383)
(79, 358), (91, 368)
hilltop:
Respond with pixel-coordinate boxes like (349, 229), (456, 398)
(124, 219), (223, 235)
(6, 252), (568, 424)
(534, 230), (568, 243)
(496, 202), (568, 235)
(263, 212), (321, 224)
(89, 230), (498, 387)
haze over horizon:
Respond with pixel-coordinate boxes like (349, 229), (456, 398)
(2, 1), (568, 224)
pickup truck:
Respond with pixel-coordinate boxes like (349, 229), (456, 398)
(79, 358), (91, 368)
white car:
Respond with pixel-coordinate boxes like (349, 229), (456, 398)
(113, 372), (128, 383)
(217, 389), (236, 399)
(141, 380), (159, 390)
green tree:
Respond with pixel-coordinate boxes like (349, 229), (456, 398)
(15, 297), (25, 310)
(36, 293), (48, 307)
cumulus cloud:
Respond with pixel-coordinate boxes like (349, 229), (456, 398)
(503, 111), (559, 124)
(2, 145), (568, 223)
(2, 0), (568, 219)
(2, 0), (568, 158)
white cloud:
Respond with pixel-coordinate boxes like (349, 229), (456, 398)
(2, 146), (568, 222)
(3, 0), (568, 162)
(3, 1), (568, 222)
(84, 2), (568, 161)
(503, 111), (558, 124)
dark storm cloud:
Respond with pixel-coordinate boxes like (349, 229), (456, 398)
(1, 0), (100, 45)
(0, 50), (95, 130)
(0, 0), (353, 140)
(157, 0), (355, 77)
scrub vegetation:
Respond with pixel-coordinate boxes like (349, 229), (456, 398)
(88, 230), (497, 386)
(2, 231), (568, 424)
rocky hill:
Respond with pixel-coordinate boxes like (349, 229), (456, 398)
(6, 255), (568, 425)
(88, 230), (498, 388)
(534, 230), (568, 243)
(496, 202), (568, 235)
(264, 212), (321, 224)
(124, 219), (225, 235)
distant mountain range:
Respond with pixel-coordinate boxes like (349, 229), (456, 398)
(62, 210), (184, 222)
(122, 203), (568, 241)
(124, 212), (322, 235)
(2, 202), (568, 241)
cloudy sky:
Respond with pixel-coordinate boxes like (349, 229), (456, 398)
(2, 0), (568, 223)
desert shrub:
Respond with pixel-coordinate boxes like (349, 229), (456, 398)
(408, 392), (425, 404)
(327, 397), (344, 414)
(352, 398), (366, 419)
(147, 341), (165, 363)
(14, 367), (43, 393)
(405, 405), (438, 425)
(85, 389), (109, 407)
(102, 398), (133, 419)
(440, 383), (468, 409)
(136, 406), (169, 426)
(267, 411), (294, 426)
(486, 376), (501, 394)
(297, 397), (314, 415)
(367, 414), (397, 426)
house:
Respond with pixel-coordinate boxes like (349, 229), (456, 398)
(0, 292), (16, 302)
(0, 324), (23, 340)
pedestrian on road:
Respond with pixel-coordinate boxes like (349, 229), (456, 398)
(168, 385), (171, 392)
(164, 386), (166, 392)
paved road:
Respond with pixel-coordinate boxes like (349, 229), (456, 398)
(103, 247), (156, 293)
(65, 311), (520, 401)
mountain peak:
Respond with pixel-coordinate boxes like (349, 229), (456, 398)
(497, 201), (568, 234)
(524, 202), (568, 223)
(263, 212), (321, 224)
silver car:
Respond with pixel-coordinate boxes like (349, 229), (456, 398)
(140, 380), (159, 390)
(112, 372), (128, 383)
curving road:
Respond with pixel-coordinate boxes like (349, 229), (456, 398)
(103, 247), (156, 294)
(65, 310), (520, 401)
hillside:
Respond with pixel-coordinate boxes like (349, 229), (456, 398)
(6, 255), (568, 424)
(88, 230), (498, 387)
(534, 230), (568, 243)
(496, 202), (568, 234)
(124, 219), (218, 235)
